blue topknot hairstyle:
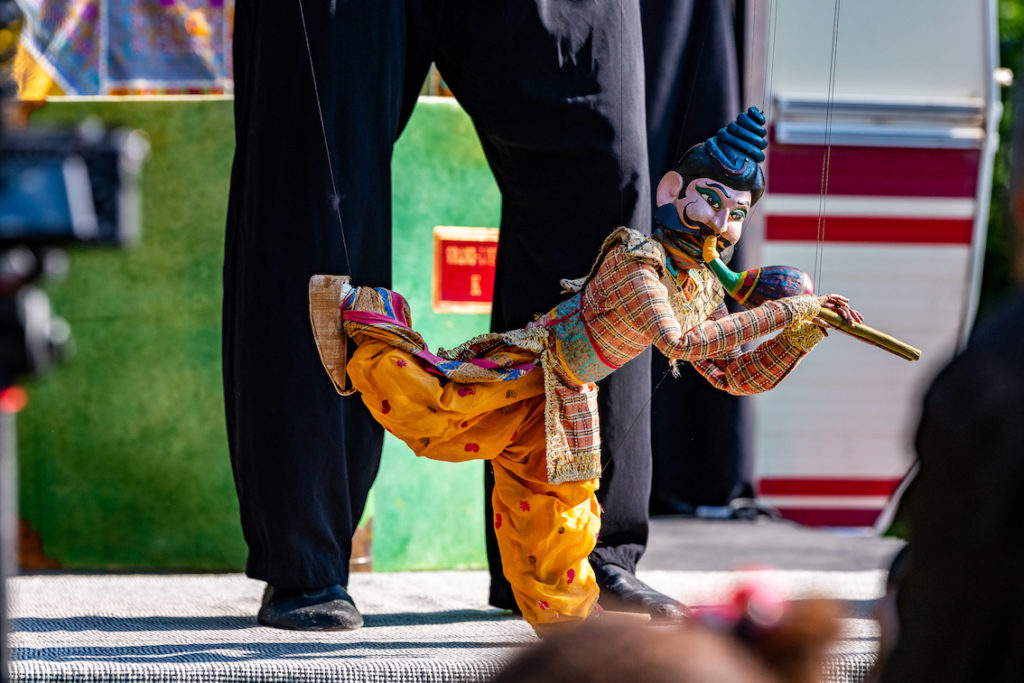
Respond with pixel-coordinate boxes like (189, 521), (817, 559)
(673, 107), (769, 205)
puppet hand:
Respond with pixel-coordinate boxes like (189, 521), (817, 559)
(818, 294), (864, 325)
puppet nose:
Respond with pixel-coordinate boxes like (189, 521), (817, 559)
(711, 211), (729, 232)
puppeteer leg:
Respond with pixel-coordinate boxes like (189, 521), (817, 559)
(224, 0), (403, 631)
(428, 0), (652, 611)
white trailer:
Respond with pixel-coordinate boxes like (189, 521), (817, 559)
(743, 0), (1001, 526)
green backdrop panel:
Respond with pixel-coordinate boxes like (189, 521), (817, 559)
(376, 98), (500, 571)
(17, 96), (498, 572)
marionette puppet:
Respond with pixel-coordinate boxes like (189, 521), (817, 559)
(308, 107), (918, 633)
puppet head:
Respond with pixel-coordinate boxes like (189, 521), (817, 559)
(655, 107), (768, 268)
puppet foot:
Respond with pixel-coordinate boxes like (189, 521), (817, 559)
(594, 563), (689, 622)
(258, 584), (363, 631)
(309, 274), (355, 396)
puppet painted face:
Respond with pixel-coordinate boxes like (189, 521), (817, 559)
(654, 171), (751, 267)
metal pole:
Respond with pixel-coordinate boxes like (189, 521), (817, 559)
(0, 400), (18, 683)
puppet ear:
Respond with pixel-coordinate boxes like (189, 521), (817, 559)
(656, 171), (685, 207)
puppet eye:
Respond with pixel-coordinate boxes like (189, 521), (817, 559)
(699, 189), (721, 209)
(730, 209), (747, 222)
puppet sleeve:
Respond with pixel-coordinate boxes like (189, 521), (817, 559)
(625, 267), (821, 362)
(690, 306), (825, 395)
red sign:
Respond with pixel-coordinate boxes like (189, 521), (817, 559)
(432, 226), (499, 314)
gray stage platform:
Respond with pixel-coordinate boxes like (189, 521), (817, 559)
(6, 518), (904, 682)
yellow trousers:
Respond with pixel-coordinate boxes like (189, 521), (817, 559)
(346, 336), (601, 629)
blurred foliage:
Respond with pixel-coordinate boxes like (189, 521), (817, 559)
(980, 0), (1024, 316)
(18, 101), (246, 570)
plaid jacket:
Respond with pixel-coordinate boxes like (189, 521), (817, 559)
(535, 227), (814, 396)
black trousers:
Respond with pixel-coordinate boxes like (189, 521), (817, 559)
(642, 0), (747, 512)
(224, 0), (651, 591)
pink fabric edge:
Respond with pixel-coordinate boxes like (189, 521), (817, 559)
(344, 310), (536, 378)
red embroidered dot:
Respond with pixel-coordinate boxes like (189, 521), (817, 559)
(381, 400), (391, 414)
(494, 513), (502, 529)
(538, 600), (550, 610)
(457, 386), (475, 397)
(519, 500), (530, 512)
(566, 568), (575, 584)
(464, 442), (480, 453)
(461, 421), (469, 428)
(396, 359), (407, 367)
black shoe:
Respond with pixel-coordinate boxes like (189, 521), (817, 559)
(488, 580), (523, 615)
(594, 563), (689, 622)
(258, 584), (363, 631)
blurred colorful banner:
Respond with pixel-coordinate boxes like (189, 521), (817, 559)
(17, 0), (233, 96)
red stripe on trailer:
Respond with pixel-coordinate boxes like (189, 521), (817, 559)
(767, 144), (980, 198)
(758, 477), (902, 496)
(764, 215), (973, 245)
(774, 508), (883, 527)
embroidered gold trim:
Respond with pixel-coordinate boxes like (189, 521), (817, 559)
(661, 267), (725, 334)
(437, 327), (548, 361)
(780, 295), (822, 325)
(781, 319), (825, 352)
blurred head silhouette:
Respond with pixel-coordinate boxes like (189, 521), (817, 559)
(495, 592), (841, 683)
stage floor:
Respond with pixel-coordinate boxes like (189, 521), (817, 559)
(7, 518), (903, 682)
